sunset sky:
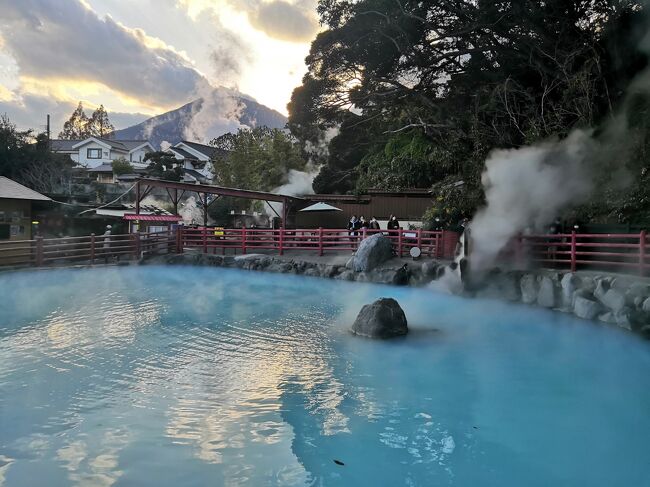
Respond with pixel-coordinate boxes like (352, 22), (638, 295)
(0, 0), (320, 133)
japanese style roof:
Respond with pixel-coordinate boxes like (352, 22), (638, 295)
(50, 139), (80, 152)
(178, 140), (218, 159)
(123, 214), (182, 222)
(170, 147), (198, 160)
(0, 176), (52, 201)
(183, 168), (209, 182)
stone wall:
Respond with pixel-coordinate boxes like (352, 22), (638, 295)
(471, 269), (650, 335)
(142, 253), (650, 335)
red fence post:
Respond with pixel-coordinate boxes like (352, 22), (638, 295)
(397, 229), (403, 258)
(90, 233), (95, 264)
(362, 227), (367, 241)
(318, 227), (324, 256)
(242, 227), (247, 254)
(417, 228), (422, 251)
(435, 232), (441, 259)
(640, 230), (646, 276)
(35, 236), (44, 267)
(202, 227), (207, 254)
(176, 226), (183, 254)
(278, 228), (284, 256)
(570, 231), (577, 272)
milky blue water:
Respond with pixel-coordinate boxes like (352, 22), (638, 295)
(1, 266), (650, 486)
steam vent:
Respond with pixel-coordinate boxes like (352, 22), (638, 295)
(351, 298), (408, 338)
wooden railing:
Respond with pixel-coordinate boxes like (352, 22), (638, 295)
(178, 227), (460, 259)
(504, 231), (649, 275)
(0, 231), (176, 268)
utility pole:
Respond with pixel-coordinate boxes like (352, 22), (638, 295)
(46, 114), (51, 150)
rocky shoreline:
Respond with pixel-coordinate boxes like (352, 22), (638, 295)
(142, 252), (650, 335)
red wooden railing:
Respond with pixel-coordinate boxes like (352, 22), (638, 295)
(177, 227), (460, 259)
(0, 230), (176, 268)
(503, 231), (649, 275)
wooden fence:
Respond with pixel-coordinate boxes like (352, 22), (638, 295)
(178, 227), (460, 259)
(504, 231), (648, 275)
(0, 231), (176, 268)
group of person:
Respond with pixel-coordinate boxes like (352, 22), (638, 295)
(347, 215), (402, 236)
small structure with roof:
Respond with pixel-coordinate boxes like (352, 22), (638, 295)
(0, 177), (52, 240)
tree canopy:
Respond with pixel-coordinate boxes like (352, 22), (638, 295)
(289, 0), (650, 222)
(0, 115), (76, 193)
(210, 127), (307, 191)
(59, 102), (115, 139)
(144, 151), (183, 181)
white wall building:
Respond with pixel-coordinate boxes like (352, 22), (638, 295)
(168, 141), (224, 184)
(51, 137), (155, 169)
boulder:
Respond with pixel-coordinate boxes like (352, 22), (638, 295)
(560, 273), (580, 309)
(573, 296), (603, 320)
(643, 297), (650, 313)
(347, 234), (394, 272)
(598, 288), (627, 313)
(351, 298), (408, 338)
(520, 274), (539, 304)
(421, 261), (440, 277)
(392, 265), (411, 286)
(537, 276), (557, 308)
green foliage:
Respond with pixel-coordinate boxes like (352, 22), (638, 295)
(59, 102), (114, 139)
(289, 0), (650, 222)
(210, 127), (307, 191)
(144, 151), (183, 181)
(111, 157), (134, 176)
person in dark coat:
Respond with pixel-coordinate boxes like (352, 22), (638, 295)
(369, 217), (380, 230)
(348, 215), (359, 237)
(359, 216), (369, 229)
(387, 215), (400, 231)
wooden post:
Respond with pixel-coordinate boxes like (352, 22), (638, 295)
(435, 232), (441, 259)
(134, 231), (141, 259)
(570, 231), (577, 272)
(397, 229), (403, 258)
(640, 230), (646, 276)
(176, 226), (183, 254)
(318, 227), (324, 256)
(90, 233), (96, 264)
(35, 236), (44, 267)
(135, 181), (140, 215)
(279, 227), (284, 256)
(242, 227), (247, 254)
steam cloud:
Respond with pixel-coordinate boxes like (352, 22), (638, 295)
(470, 130), (598, 270)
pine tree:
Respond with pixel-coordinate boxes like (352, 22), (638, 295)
(58, 102), (90, 139)
(88, 104), (114, 138)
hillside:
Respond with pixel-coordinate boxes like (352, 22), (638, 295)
(113, 93), (287, 149)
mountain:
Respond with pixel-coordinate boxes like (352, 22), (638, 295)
(113, 92), (287, 149)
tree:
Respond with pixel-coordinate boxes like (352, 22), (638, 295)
(88, 105), (114, 138)
(0, 115), (76, 193)
(289, 0), (646, 206)
(111, 157), (134, 176)
(210, 127), (307, 191)
(144, 151), (183, 181)
(59, 102), (91, 139)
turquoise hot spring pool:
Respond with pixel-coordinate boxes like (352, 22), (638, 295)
(1, 266), (650, 486)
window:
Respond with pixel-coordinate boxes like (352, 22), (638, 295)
(87, 148), (102, 159)
(0, 224), (9, 240)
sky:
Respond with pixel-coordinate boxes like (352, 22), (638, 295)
(0, 0), (320, 133)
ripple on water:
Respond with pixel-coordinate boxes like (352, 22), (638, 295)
(1, 266), (650, 487)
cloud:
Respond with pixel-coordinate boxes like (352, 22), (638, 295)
(0, 92), (149, 132)
(179, 0), (319, 43)
(247, 0), (319, 42)
(0, 0), (247, 109)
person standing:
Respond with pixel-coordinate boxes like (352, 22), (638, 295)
(103, 225), (112, 263)
(359, 216), (368, 229)
(348, 215), (358, 237)
(387, 215), (400, 231)
(369, 216), (380, 230)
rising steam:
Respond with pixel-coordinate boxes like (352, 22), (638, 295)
(469, 130), (598, 270)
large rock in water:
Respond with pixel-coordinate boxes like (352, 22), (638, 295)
(351, 298), (408, 338)
(347, 234), (393, 272)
